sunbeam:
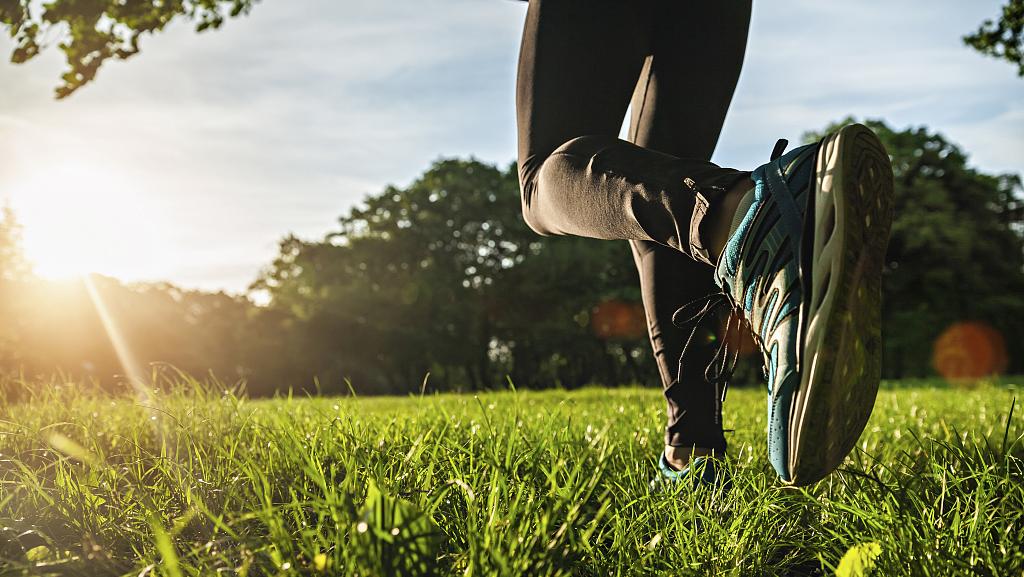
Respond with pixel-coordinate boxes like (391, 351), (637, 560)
(83, 274), (150, 400)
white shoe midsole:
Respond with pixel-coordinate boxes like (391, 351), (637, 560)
(788, 126), (851, 476)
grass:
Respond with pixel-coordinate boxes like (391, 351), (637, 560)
(0, 375), (1021, 576)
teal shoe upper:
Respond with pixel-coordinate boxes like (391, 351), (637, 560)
(713, 142), (818, 482)
(650, 454), (729, 491)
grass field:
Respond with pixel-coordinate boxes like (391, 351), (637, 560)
(0, 377), (1021, 576)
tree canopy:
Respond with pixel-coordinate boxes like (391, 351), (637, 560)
(809, 119), (1024, 378)
(0, 0), (258, 98)
(1, 119), (1021, 392)
(252, 159), (649, 393)
(965, 0), (1024, 76)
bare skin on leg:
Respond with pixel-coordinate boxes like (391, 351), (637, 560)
(706, 178), (755, 263)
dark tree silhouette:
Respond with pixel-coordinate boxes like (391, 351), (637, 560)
(1, 121), (1020, 391)
(252, 159), (649, 393)
(809, 119), (1024, 378)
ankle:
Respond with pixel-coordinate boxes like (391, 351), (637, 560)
(704, 178), (754, 263)
(664, 445), (720, 470)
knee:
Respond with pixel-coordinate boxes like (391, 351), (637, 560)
(517, 159), (546, 235)
(519, 156), (567, 237)
(520, 193), (551, 237)
(553, 134), (609, 155)
(519, 137), (600, 236)
(520, 153), (575, 236)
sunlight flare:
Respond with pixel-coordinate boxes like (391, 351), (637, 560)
(83, 274), (149, 398)
(7, 161), (164, 280)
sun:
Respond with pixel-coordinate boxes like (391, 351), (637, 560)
(7, 161), (161, 280)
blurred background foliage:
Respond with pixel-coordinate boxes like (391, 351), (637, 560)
(1, 119), (1022, 395)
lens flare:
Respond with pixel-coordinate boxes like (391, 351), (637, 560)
(591, 300), (646, 340)
(932, 321), (1007, 383)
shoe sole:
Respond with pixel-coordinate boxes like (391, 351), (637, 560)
(787, 124), (894, 486)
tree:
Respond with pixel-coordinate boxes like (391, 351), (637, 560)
(254, 158), (651, 394)
(0, 205), (32, 370)
(3, 123), (1018, 391)
(0, 0), (259, 98)
(0, 204), (31, 282)
(808, 119), (1024, 378)
(964, 0), (1024, 76)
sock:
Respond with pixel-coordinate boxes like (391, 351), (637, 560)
(728, 186), (757, 239)
(661, 452), (681, 472)
(718, 184), (758, 272)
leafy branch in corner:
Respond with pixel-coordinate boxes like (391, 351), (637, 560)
(0, 0), (259, 98)
(964, 0), (1024, 76)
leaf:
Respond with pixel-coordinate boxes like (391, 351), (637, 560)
(2, 0), (260, 98)
(350, 479), (442, 576)
(835, 542), (882, 577)
(47, 432), (99, 465)
(313, 552), (328, 572)
(150, 518), (183, 577)
(25, 545), (51, 562)
(964, 0), (1024, 77)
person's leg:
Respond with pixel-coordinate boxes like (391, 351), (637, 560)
(517, 0), (649, 205)
(626, 0), (753, 469)
(518, 0), (894, 487)
(629, 241), (727, 464)
(517, 0), (749, 263)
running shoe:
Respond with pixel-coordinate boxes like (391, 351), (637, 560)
(649, 454), (729, 491)
(700, 123), (894, 485)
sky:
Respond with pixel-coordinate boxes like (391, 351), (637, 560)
(1, 0), (1021, 294)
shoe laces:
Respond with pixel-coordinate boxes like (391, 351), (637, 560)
(671, 293), (755, 405)
(671, 138), (790, 400)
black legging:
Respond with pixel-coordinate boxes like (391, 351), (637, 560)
(516, 0), (752, 452)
